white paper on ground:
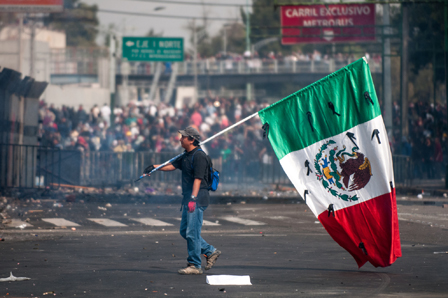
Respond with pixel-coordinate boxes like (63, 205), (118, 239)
(206, 275), (252, 285)
(0, 272), (31, 282)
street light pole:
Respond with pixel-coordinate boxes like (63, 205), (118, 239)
(30, 15), (36, 78)
(245, 0), (252, 101)
(109, 33), (116, 129)
(18, 14), (23, 76)
(193, 18), (198, 103)
(223, 26), (227, 56)
(444, 1), (448, 188)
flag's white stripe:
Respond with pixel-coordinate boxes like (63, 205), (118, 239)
(221, 217), (266, 226)
(42, 218), (80, 227)
(131, 218), (174, 226)
(87, 218), (127, 227)
(279, 115), (394, 217)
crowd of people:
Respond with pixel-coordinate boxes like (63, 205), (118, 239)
(38, 95), (447, 181)
(391, 100), (447, 179)
(38, 97), (275, 179)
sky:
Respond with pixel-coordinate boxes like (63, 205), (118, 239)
(82, 0), (252, 49)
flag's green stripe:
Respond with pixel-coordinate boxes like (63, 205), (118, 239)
(258, 58), (381, 160)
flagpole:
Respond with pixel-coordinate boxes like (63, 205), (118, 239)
(199, 111), (259, 146)
(135, 111), (260, 181)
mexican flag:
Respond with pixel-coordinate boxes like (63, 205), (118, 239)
(258, 58), (401, 268)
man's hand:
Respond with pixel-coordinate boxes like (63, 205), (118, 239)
(188, 201), (196, 213)
(144, 165), (155, 174)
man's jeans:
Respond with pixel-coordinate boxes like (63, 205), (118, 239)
(180, 205), (215, 268)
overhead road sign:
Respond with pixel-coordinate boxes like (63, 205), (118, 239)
(0, 0), (63, 12)
(122, 37), (184, 62)
(281, 4), (375, 44)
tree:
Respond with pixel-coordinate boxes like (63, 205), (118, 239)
(185, 17), (212, 58)
(246, 0), (325, 57)
(44, 0), (99, 47)
(145, 28), (163, 37)
(209, 23), (246, 56)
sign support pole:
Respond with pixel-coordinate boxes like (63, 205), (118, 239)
(245, 0), (252, 101)
(444, 1), (448, 188)
(18, 14), (23, 77)
(109, 33), (116, 130)
(193, 18), (198, 103)
(382, 4), (393, 137)
(30, 14), (36, 78)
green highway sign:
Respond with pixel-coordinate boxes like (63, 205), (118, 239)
(122, 37), (184, 62)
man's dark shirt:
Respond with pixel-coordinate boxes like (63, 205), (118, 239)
(171, 146), (210, 207)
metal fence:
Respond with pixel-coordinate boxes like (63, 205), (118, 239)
(392, 155), (413, 186)
(80, 151), (290, 187)
(82, 151), (408, 188)
(0, 144), (62, 189)
(0, 144), (415, 190)
(118, 58), (383, 76)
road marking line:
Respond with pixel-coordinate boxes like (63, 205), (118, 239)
(131, 218), (174, 226)
(42, 218), (80, 227)
(87, 218), (127, 227)
(221, 217), (266, 226)
(203, 220), (221, 226)
(267, 216), (291, 220)
(5, 219), (33, 228)
(234, 234), (287, 237)
(174, 218), (221, 226)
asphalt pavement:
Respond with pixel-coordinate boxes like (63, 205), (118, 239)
(0, 196), (448, 297)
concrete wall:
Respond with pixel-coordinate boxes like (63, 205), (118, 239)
(42, 84), (110, 110)
(0, 26), (66, 49)
(0, 40), (51, 82)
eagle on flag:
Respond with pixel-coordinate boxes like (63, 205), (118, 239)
(258, 58), (401, 268)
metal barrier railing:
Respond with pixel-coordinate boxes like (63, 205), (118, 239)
(121, 59), (383, 76)
(80, 151), (291, 187)
(392, 155), (413, 187)
(81, 151), (414, 188)
(0, 145), (414, 189)
(0, 144), (62, 189)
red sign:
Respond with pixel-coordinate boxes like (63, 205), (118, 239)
(0, 0), (63, 12)
(281, 4), (375, 44)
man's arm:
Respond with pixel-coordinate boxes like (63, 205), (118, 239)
(188, 178), (202, 212)
(153, 163), (176, 171)
(191, 178), (202, 197)
(144, 163), (176, 174)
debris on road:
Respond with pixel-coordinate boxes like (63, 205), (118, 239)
(0, 272), (31, 282)
(105, 203), (112, 208)
(206, 275), (252, 285)
(433, 251), (448, 254)
(43, 291), (55, 295)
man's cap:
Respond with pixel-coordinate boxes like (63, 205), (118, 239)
(178, 126), (201, 141)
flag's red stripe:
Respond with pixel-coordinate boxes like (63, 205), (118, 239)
(317, 189), (402, 268)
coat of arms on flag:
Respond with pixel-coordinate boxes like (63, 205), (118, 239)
(258, 58), (402, 268)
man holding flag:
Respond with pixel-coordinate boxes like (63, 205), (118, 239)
(143, 126), (221, 275)
(140, 58), (400, 269)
